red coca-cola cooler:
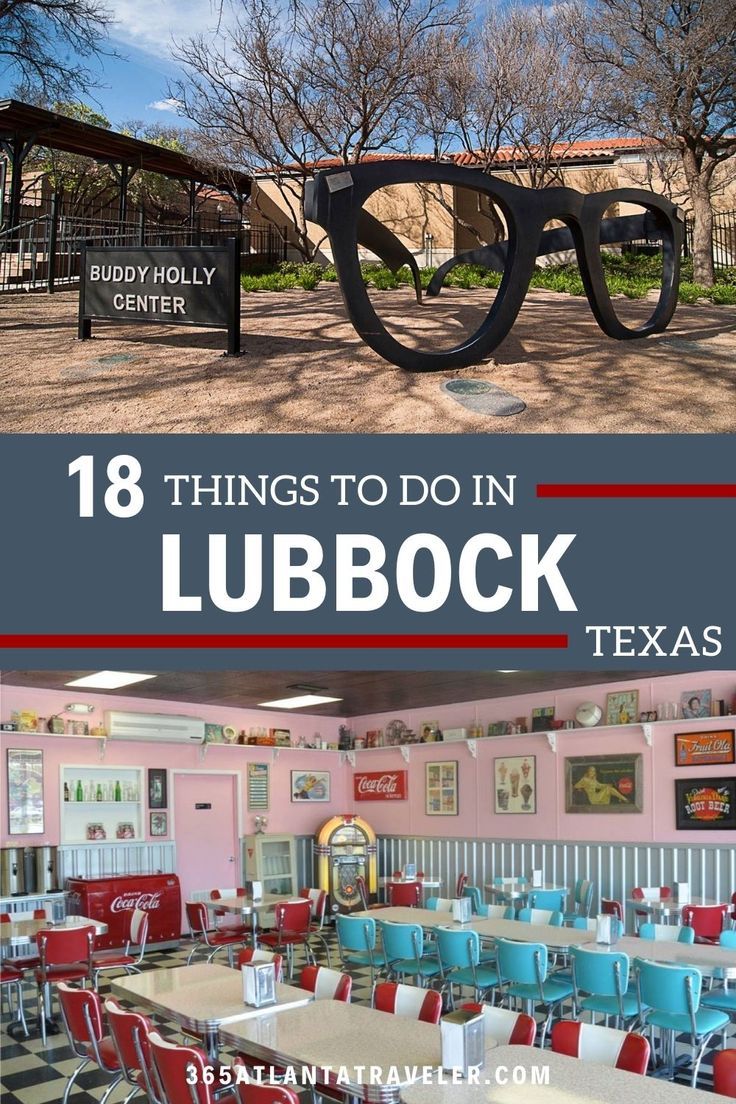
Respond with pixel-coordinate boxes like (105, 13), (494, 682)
(65, 873), (181, 950)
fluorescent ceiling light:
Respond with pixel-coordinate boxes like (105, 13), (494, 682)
(497, 670), (519, 674)
(65, 671), (157, 690)
(258, 694), (343, 709)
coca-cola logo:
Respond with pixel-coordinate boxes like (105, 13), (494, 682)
(354, 770), (408, 800)
(110, 891), (163, 913)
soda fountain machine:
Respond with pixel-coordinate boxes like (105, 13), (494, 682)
(314, 814), (377, 912)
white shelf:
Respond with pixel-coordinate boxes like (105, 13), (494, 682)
(63, 800), (141, 807)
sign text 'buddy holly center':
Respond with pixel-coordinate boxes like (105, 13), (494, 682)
(78, 241), (242, 355)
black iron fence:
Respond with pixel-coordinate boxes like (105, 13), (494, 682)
(0, 203), (287, 293)
(683, 209), (736, 271)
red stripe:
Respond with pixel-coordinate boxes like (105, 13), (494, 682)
(537, 483), (736, 498)
(0, 633), (567, 650)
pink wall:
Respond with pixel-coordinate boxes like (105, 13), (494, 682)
(0, 685), (349, 848)
(349, 672), (736, 846)
(2, 673), (735, 854)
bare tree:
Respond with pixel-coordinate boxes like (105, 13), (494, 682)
(412, 4), (596, 245)
(565, 0), (736, 286)
(0, 0), (112, 99)
(171, 0), (468, 259)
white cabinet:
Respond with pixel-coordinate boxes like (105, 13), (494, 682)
(61, 766), (143, 844)
(241, 833), (297, 896)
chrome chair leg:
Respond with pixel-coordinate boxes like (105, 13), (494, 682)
(62, 1058), (90, 1104)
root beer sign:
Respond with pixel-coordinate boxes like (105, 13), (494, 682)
(675, 777), (736, 829)
(78, 239), (241, 355)
(353, 770), (408, 801)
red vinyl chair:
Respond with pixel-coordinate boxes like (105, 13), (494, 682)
(356, 874), (388, 911)
(714, 1050), (736, 1098)
(5, 907), (48, 971)
(211, 889), (250, 938)
(232, 1059), (300, 1104)
(92, 907), (149, 986)
(149, 1030), (218, 1104)
(299, 887), (332, 965)
(461, 1002), (536, 1045)
(388, 881), (422, 907)
(601, 898), (624, 923)
(681, 903), (728, 944)
(456, 873), (469, 897)
(1, 961), (28, 1038)
(258, 899), (314, 978)
(729, 891), (736, 926)
(186, 901), (246, 966)
(551, 1021), (650, 1074)
(373, 981), (443, 1024)
(237, 946), (285, 980)
(57, 982), (122, 1104)
(300, 964), (352, 1002)
(105, 996), (162, 1104)
(35, 925), (96, 1044)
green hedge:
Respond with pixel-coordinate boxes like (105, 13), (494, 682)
(239, 256), (736, 304)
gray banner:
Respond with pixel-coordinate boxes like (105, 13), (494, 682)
(0, 433), (732, 669)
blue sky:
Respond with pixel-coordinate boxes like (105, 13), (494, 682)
(0, 0), (223, 127)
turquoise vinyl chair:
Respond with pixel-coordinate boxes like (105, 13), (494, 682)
(435, 926), (499, 1007)
(492, 876), (527, 905)
(639, 922), (695, 944)
(495, 937), (574, 1048)
(377, 920), (441, 986)
(570, 945), (639, 1027)
(335, 915), (386, 985)
(563, 879), (596, 924)
(517, 907), (563, 927)
(571, 917), (623, 936)
(701, 929), (736, 1019)
(528, 890), (566, 913)
(425, 897), (454, 912)
(462, 886), (484, 915)
(635, 957), (729, 1086)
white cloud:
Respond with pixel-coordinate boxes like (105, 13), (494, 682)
(109, 0), (223, 55)
(148, 97), (182, 112)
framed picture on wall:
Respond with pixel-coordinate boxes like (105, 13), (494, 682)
(680, 689), (712, 719)
(150, 811), (168, 837)
(494, 756), (536, 813)
(425, 760), (458, 815)
(605, 690), (640, 726)
(675, 777), (736, 830)
(247, 762), (270, 810)
(6, 748), (44, 834)
(675, 730), (735, 767)
(148, 768), (168, 809)
(291, 770), (330, 802)
(565, 754), (643, 813)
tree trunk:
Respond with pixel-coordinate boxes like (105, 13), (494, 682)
(681, 148), (715, 287)
(689, 181), (715, 287)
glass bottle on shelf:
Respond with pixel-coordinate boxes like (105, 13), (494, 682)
(114, 779), (122, 802)
(64, 782), (70, 802)
(96, 782), (103, 801)
(76, 779), (83, 802)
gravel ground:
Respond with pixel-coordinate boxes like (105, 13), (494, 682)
(1, 285), (734, 433)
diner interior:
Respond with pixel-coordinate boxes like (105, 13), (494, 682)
(1, 667), (735, 1104)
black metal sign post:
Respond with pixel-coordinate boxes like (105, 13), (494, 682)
(78, 237), (242, 355)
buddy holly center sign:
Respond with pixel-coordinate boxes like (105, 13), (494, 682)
(78, 240), (242, 354)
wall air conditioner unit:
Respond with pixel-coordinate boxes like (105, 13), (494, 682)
(104, 710), (206, 744)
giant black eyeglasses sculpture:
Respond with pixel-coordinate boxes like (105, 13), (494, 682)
(304, 160), (683, 372)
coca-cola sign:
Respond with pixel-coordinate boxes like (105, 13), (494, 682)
(354, 770), (408, 801)
(110, 890), (163, 913)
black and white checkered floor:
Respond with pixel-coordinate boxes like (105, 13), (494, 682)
(1, 930), (730, 1103)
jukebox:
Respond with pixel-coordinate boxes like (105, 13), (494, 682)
(314, 814), (378, 912)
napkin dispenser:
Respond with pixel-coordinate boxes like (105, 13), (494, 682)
(440, 1009), (485, 1075)
(404, 863), (417, 879)
(676, 882), (690, 904)
(250, 880), (263, 901)
(452, 896), (472, 923)
(595, 913), (619, 945)
(531, 869), (543, 887)
(242, 961), (277, 1007)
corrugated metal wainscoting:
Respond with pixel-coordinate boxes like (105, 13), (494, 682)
(295, 835), (316, 888)
(377, 835), (736, 911)
(58, 842), (177, 880)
